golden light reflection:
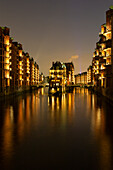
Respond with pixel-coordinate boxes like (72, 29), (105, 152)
(18, 98), (23, 123)
(100, 137), (111, 170)
(96, 108), (101, 129)
(68, 93), (72, 112)
(89, 95), (112, 170)
(25, 96), (30, 121)
(57, 97), (59, 110)
(41, 88), (44, 95)
(62, 94), (66, 111)
(31, 93), (35, 114)
(0, 91), (39, 164)
(48, 97), (50, 105)
(0, 87), (112, 169)
(48, 89), (75, 126)
(52, 96), (55, 111)
(2, 107), (13, 159)
(10, 106), (14, 123)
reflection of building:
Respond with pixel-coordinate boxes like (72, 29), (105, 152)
(48, 92), (75, 122)
(92, 6), (113, 88)
(64, 62), (74, 85)
(75, 72), (87, 86)
(49, 61), (66, 93)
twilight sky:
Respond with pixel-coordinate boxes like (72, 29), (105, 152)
(0, 0), (113, 75)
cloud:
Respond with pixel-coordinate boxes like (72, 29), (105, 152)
(68, 55), (79, 62)
(71, 55), (79, 59)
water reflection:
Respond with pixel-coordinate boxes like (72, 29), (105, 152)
(89, 94), (112, 170)
(48, 92), (75, 127)
(0, 87), (113, 169)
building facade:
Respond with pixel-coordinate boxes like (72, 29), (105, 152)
(0, 27), (12, 93)
(75, 72), (87, 86)
(23, 52), (30, 87)
(64, 62), (74, 85)
(30, 58), (39, 86)
(49, 61), (66, 93)
(0, 27), (39, 95)
(39, 72), (44, 84)
(92, 6), (113, 88)
(87, 65), (92, 85)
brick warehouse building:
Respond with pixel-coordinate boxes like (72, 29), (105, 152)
(0, 27), (39, 95)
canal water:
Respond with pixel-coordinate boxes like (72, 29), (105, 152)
(0, 87), (113, 170)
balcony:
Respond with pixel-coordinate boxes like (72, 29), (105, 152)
(106, 62), (111, 65)
(99, 32), (103, 36)
(103, 30), (111, 38)
(4, 65), (10, 70)
(94, 56), (99, 60)
(100, 65), (105, 70)
(103, 40), (112, 51)
(99, 58), (106, 64)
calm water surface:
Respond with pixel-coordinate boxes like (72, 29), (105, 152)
(0, 87), (113, 170)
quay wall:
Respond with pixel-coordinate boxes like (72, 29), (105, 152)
(93, 86), (113, 104)
(0, 85), (40, 97)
